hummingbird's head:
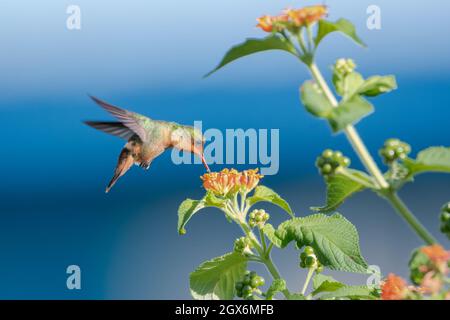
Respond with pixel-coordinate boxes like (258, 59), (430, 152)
(171, 126), (210, 171)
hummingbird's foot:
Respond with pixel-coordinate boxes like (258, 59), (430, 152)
(139, 162), (151, 170)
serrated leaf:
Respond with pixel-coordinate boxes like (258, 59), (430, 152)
(315, 19), (366, 48)
(312, 274), (345, 296)
(265, 279), (286, 300)
(404, 147), (450, 176)
(275, 214), (369, 273)
(358, 75), (397, 97)
(300, 81), (334, 118)
(190, 252), (248, 300)
(262, 224), (282, 248)
(247, 185), (294, 217)
(178, 192), (227, 235)
(318, 285), (379, 300)
(312, 171), (367, 213)
(205, 35), (298, 77)
(329, 95), (373, 132)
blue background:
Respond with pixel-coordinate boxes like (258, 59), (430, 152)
(1, 0), (449, 299)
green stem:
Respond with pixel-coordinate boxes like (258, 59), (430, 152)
(238, 220), (291, 299)
(262, 255), (291, 298)
(307, 62), (438, 245)
(384, 192), (438, 245)
(259, 228), (267, 253)
(301, 268), (315, 295)
(308, 63), (389, 189)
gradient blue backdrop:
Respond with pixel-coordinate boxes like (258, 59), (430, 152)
(1, 0), (449, 299)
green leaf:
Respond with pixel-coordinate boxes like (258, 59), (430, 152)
(247, 185), (294, 217)
(275, 214), (369, 273)
(358, 75), (397, 97)
(300, 81), (334, 118)
(312, 275), (378, 300)
(262, 223), (282, 248)
(318, 285), (379, 300)
(329, 95), (373, 132)
(333, 72), (365, 99)
(190, 252), (248, 300)
(205, 35), (298, 77)
(404, 147), (450, 176)
(315, 19), (366, 48)
(178, 192), (227, 235)
(312, 171), (368, 213)
(265, 279), (286, 300)
(287, 293), (306, 300)
(178, 199), (205, 235)
(312, 274), (345, 296)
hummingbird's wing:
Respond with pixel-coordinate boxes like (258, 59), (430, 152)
(90, 96), (150, 142)
(84, 121), (135, 140)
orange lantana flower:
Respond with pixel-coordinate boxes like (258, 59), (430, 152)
(421, 244), (450, 274)
(201, 169), (263, 196)
(256, 14), (288, 33)
(381, 274), (409, 300)
(285, 5), (327, 27)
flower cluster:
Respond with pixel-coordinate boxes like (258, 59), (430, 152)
(315, 149), (351, 178)
(379, 139), (411, 164)
(256, 5), (327, 33)
(381, 274), (411, 300)
(248, 209), (270, 228)
(201, 168), (263, 197)
(235, 271), (265, 299)
(383, 244), (450, 300)
(440, 202), (450, 239)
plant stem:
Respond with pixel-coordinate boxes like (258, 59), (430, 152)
(307, 62), (438, 245)
(301, 268), (315, 295)
(309, 63), (389, 189)
(262, 255), (291, 299)
(384, 191), (438, 245)
(238, 220), (291, 299)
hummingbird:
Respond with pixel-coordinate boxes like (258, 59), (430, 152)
(84, 96), (210, 193)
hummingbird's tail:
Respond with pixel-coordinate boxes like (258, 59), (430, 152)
(105, 147), (134, 193)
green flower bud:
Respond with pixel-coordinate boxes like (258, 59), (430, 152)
(305, 255), (317, 268)
(440, 202), (450, 239)
(379, 139), (411, 164)
(248, 209), (270, 228)
(304, 246), (315, 255)
(316, 150), (351, 178)
(234, 237), (253, 255)
(334, 58), (357, 76)
(242, 285), (253, 297)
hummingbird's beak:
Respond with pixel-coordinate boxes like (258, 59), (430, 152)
(201, 154), (211, 172)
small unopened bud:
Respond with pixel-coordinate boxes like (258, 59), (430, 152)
(334, 58), (356, 76)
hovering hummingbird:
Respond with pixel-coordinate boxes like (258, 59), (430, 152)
(85, 96), (210, 193)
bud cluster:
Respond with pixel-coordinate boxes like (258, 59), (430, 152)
(299, 246), (323, 273)
(334, 58), (356, 77)
(235, 271), (265, 299)
(248, 209), (270, 228)
(233, 236), (253, 255)
(379, 139), (411, 164)
(315, 149), (350, 178)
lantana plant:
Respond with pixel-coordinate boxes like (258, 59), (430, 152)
(178, 5), (450, 300)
